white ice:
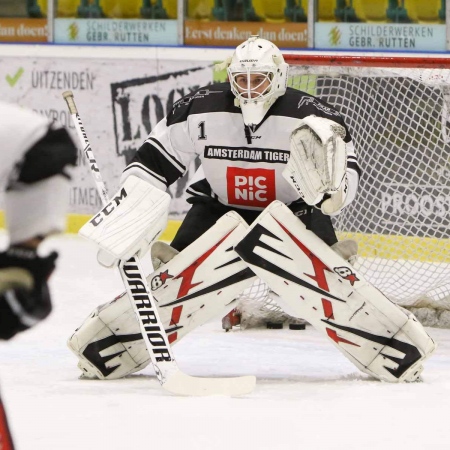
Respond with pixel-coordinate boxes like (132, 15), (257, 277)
(1, 235), (450, 450)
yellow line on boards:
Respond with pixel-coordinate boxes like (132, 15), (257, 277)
(0, 212), (447, 263)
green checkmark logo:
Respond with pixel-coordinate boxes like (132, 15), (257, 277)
(6, 67), (24, 87)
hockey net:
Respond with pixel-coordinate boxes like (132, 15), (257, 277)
(234, 55), (450, 329)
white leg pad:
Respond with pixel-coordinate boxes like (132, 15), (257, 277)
(68, 211), (257, 379)
(235, 201), (436, 383)
(68, 293), (149, 380)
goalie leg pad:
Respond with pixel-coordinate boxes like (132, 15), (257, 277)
(68, 293), (149, 380)
(68, 211), (257, 380)
(235, 200), (436, 383)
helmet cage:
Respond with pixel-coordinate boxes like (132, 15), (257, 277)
(228, 67), (276, 104)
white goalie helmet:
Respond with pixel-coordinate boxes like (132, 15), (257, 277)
(227, 35), (289, 127)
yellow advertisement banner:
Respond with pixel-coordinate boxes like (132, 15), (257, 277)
(0, 18), (48, 42)
(185, 20), (307, 48)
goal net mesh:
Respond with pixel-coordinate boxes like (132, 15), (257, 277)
(235, 56), (450, 329)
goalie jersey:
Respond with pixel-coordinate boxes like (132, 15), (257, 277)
(123, 83), (360, 211)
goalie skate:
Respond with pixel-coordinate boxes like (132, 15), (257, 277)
(235, 201), (436, 383)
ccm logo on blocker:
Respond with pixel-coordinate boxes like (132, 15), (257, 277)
(90, 188), (127, 226)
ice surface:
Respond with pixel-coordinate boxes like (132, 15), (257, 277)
(1, 235), (449, 450)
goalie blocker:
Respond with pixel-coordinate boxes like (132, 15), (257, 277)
(79, 175), (171, 268)
(235, 201), (436, 383)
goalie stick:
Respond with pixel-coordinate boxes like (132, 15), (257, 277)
(62, 90), (256, 397)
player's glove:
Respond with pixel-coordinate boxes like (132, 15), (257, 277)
(0, 246), (58, 340)
(283, 115), (347, 213)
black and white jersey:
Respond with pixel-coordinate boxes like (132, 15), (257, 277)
(0, 102), (50, 190)
(0, 101), (77, 190)
(123, 83), (361, 211)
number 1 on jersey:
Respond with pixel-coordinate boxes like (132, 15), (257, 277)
(198, 121), (207, 140)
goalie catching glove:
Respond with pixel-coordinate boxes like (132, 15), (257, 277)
(79, 175), (171, 267)
(283, 115), (349, 215)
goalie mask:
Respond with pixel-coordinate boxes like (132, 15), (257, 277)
(227, 36), (289, 127)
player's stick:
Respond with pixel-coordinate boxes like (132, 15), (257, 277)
(62, 90), (255, 397)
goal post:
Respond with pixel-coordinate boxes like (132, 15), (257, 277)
(235, 54), (450, 329)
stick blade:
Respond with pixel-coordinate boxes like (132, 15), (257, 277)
(163, 371), (256, 397)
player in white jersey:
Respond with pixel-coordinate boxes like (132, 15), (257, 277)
(68, 36), (365, 382)
(0, 101), (77, 449)
(122, 40), (360, 251)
